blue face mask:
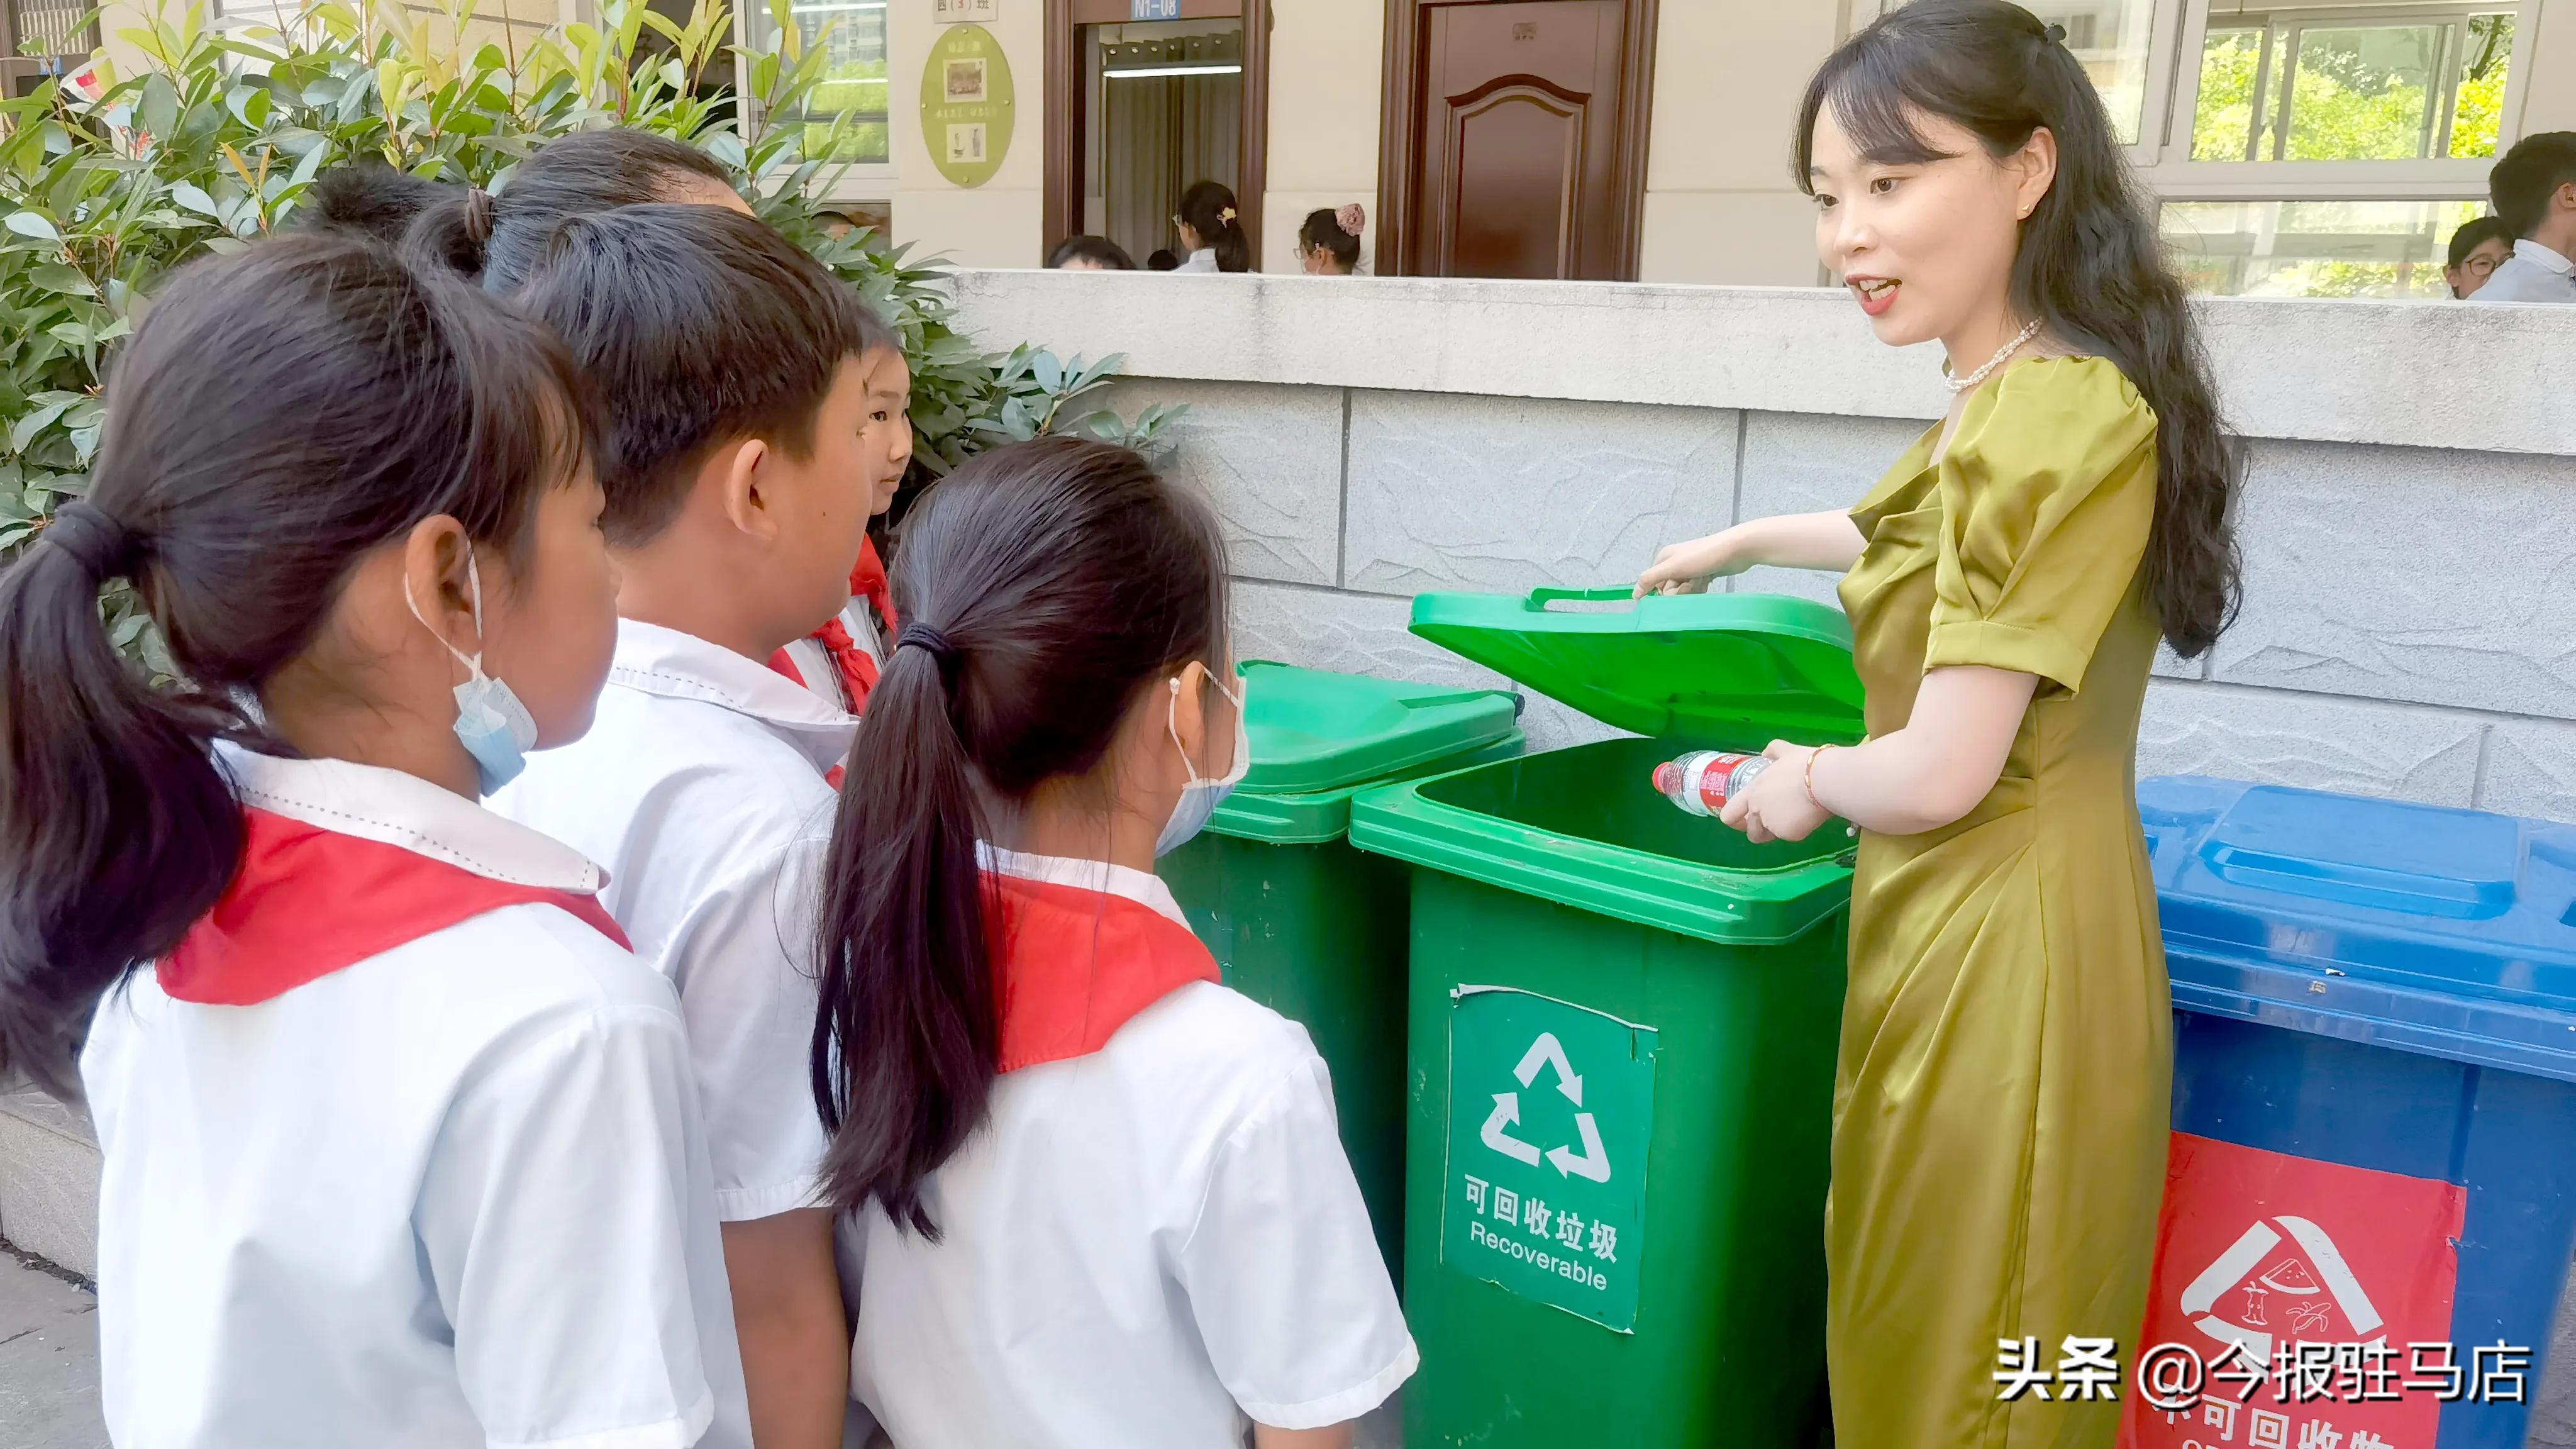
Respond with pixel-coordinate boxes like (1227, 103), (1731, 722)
(1155, 669), (1250, 858)
(406, 550), (540, 797)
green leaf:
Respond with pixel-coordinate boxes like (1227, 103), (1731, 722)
(29, 262), (95, 296)
(9, 398), (75, 453)
(4, 211), (60, 242)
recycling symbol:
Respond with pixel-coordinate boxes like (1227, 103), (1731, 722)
(1479, 1032), (1613, 1183)
(2177, 1214), (2384, 1362)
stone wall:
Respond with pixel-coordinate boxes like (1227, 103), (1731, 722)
(952, 269), (2576, 821)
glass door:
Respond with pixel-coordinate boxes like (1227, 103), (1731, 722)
(1082, 16), (1242, 266)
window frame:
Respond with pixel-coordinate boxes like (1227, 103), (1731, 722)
(2141, 0), (2536, 199)
(730, 0), (899, 205)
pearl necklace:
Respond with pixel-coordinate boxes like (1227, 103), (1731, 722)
(1943, 319), (2045, 394)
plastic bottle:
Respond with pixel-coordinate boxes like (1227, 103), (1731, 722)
(1652, 750), (1770, 818)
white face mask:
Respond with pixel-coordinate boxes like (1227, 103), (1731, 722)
(404, 550), (540, 797)
(1154, 669), (1249, 857)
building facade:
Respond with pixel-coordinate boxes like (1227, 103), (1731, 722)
(743, 0), (2576, 295)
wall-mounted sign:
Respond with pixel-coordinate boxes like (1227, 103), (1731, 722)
(921, 23), (1015, 189)
(934, 0), (997, 23)
(1130, 0), (1179, 19)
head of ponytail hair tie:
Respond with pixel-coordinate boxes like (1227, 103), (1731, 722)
(895, 622), (960, 669)
(40, 501), (142, 582)
(2044, 21), (2068, 45)
(1218, 206), (1238, 225)
(1335, 203), (1366, 236)
(464, 187), (496, 245)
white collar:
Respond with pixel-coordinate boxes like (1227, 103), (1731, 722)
(610, 619), (859, 773)
(216, 741), (605, 892)
(979, 845), (1189, 928)
(2513, 238), (2576, 276)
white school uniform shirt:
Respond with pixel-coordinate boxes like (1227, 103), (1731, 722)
(2469, 238), (2576, 303)
(847, 848), (1419, 1447)
(1174, 247), (1221, 273)
(491, 619), (856, 1223)
(80, 746), (751, 1449)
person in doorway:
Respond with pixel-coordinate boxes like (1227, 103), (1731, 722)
(1048, 234), (1136, 270)
(411, 197), (910, 1449)
(2445, 214), (2518, 299)
(2471, 131), (2576, 303)
(1636, 4), (2238, 1445)
(0, 235), (750, 1448)
(812, 436), (1416, 1447)
(1173, 180), (1252, 272)
(1297, 205), (1365, 275)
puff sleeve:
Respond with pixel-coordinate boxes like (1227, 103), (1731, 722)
(1924, 357), (2158, 694)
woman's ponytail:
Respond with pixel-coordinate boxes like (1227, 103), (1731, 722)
(402, 186), (497, 280)
(0, 509), (241, 1097)
(811, 438), (1228, 1235)
(810, 625), (997, 1240)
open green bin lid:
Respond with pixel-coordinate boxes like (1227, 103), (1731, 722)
(1407, 587), (1867, 745)
(1235, 660), (1521, 794)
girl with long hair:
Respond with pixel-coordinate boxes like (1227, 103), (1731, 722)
(0, 235), (750, 1447)
(1174, 179), (1252, 272)
(1638, 3), (2240, 1443)
(811, 436), (1414, 1446)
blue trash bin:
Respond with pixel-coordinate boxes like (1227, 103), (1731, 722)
(2140, 776), (2576, 1449)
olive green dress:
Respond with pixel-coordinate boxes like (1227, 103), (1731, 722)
(1828, 357), (2171, 1448)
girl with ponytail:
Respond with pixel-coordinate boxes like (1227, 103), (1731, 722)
(1173, 179), (1252, 272)
(1636, 3), (2240, 1443)
(0, 235), (750, 1448)
(811, 436), (1414, 1446)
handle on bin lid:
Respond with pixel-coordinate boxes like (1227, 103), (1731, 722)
(1526, 586), (1638, 610)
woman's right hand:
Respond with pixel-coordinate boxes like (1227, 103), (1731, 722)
(1635, 530), (1745, 597)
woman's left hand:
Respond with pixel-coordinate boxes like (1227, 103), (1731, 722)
(1719, 741), (1833, 845)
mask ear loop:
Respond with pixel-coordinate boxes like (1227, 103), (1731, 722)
(1165, 665), (1244, 783)
(403, 548), (492, 683)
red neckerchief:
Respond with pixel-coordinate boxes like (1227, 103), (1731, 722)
(987, 870), (1220, 1073)
(158, 807), (631, 1006)
(767, 537), (896, 720)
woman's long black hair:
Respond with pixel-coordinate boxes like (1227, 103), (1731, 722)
(1178, 180), (1252, 273)
(0, 236), (596, 1097)
(809, 436), (1228, 1236)
(1796, 0), (2240, 657)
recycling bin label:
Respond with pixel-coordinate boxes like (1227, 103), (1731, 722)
(1441, 984), (1657, 1332)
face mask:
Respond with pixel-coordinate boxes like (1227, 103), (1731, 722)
(1154, 669), (1250, 858)
(406, 550), (540, 797)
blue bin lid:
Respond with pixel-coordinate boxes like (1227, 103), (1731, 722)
(2140, 776), (2576, 1083)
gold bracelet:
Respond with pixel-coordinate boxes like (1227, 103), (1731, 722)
(1805, 744), (1838, 810)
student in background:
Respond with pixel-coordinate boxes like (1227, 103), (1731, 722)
(418, 200), (909, 1449)
(1173, 180), (1252, 272)
(1297, 205), (1365, 275)
(2445, 215), (2516, 299)
(1146, 248), (1182, 271)
(2472, 131), (2576, 303)
(0, 235), (748, 1448)
(1048, 234), (1136, 270)
(813, 436), (1416, 1448)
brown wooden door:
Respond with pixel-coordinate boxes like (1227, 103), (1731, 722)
(1411, 0), (1629, 280)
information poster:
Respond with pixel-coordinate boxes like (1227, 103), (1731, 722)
(920, 24), (1013, 188)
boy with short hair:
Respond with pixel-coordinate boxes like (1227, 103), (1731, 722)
(489, 202), (912, 1449)
(2473, 131), (2576, 304)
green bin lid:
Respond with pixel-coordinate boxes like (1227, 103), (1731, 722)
(1407, 587), (1867, 743)
(1236, 660), (1521, 795)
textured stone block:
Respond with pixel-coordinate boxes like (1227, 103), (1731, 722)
(2211, 441), (2576, 719)
(0, 1089), (99, 1280)
(1102, 380), (1344, 587)
(2136, 680), (2486, 806)
(2480, 718), (2576, 824)
(1731, 411), (1920, 609)
(1230, 580), (1621, 753)
(1343, 392), (1738, 597)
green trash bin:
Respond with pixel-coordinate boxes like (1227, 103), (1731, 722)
(1346, 587), (1867, 1449)
(1161, 660), (1523, 1279)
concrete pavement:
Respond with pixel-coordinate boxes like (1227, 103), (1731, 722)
(0, 1243), (106, 1449)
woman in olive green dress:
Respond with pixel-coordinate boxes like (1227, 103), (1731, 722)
(1637, 4), (2240, 1445)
